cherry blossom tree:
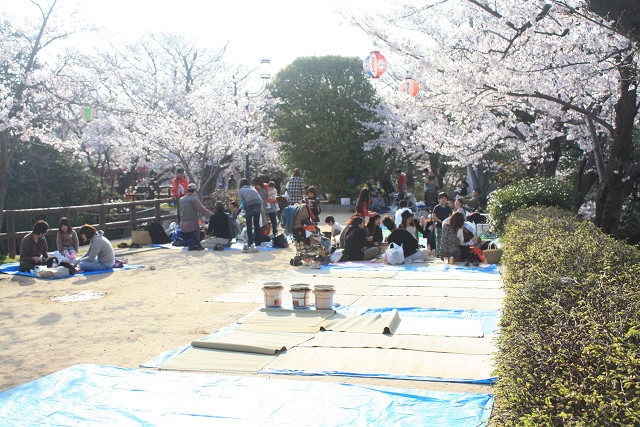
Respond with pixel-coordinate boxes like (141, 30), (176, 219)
(347, 0), (639, 235)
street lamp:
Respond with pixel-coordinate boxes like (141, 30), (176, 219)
(243, 59), (271, 178)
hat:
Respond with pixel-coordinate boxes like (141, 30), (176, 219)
(401, 209), (414, 221)
(187, 183), (197, 191)
(215, 201), (224, 211)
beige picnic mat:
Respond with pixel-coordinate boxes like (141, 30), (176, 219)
(353, 295), (503, 311)
(191, 330), (315, 355)
(390, 271), (502, 282)
(160, 347), (277, 373)
(266, 346), (494, 381)
(321, 309), (401, 334)
(236, 308), (335, 332)
(371, 286), (505, 299)
(376, 278), (504, 289)
(297, 331), (494, 355)
(393, 316), (485, 337)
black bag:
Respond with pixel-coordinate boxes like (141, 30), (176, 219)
(146, 222), (171, 244)
(272, 234), (289, 248)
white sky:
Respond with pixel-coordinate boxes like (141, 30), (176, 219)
(2, 0), (378, 76)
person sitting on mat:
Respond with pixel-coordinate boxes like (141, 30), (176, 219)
(382, 216), (425, 262)
(19, 220), (49, 272)
(202, 201), (235, 249)
(75, 225), (115, 271)
(339, 215), (380, 261)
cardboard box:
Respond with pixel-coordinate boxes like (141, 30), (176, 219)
(131, 230), (152, 245)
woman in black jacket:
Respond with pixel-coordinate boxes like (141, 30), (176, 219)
(365, 214), (383, 247)
(340, 215), (380, 261)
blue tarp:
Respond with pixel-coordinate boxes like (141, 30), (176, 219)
(0, 262), (144, 280)
(0, 364), (493, 426)
(321, 262), (500, 274)
(154, 243), (278, 251)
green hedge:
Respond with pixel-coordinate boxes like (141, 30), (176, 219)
(494, 206), (640, 425)
(487, 177), (573, 235)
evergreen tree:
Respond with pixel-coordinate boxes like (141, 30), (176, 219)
(267, 56), (383, 197)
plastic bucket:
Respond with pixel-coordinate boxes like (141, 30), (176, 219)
(262, 282), (284, 308)
(313, 285), (335, 310)
(290, 284), (311, 309)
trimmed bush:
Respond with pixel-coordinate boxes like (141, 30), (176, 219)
(494, 206), (640, 425)
(487, 177), (573, 235)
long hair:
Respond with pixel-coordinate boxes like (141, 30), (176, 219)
(355, 187), (371, 215)
(449, 211), (465, 230)
(346, 215), (364, 237)
(58, 217), (72, 234)
(366, 214), (381, 233)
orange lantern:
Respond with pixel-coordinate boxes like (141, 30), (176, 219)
(363, 51), (387, 79)
(398, 78), (419, 96)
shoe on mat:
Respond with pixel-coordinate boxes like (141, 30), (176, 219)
(118, 242), (129, 248)
(243, 244), (250, 253)
(249, 244), (259, 253)
(464, 262), (470, 266)
(473, 262), (480, 267)
(188, 244), (204, 251)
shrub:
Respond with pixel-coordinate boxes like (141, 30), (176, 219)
(494, 206), (640, 425)
(486, 177), (573, 235)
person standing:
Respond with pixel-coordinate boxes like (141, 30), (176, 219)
(286, 168), (304, 204)
(396, 169), (407, 193)
(265, 181), (279, 235)
(179, 183), (213, 250)
(19, 220), (49, 272)
(272, 171), (283, 194)
(432, 192), (453, 256)
(75, 225), (115, 271)
(238, 178), (264, 253)
(227, 175), (237, 190)
(171, 168), (189, 199)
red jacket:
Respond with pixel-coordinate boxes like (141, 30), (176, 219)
(172, 177), (189, 198)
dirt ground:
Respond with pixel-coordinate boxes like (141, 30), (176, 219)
(0, 207), (493, 396)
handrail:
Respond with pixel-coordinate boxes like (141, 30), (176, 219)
(1, 196), (211, 258)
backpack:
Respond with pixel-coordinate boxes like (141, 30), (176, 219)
(146, 222), (171, 244)
(272, 234), (289, 248)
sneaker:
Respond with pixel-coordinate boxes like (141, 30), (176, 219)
(473, 262), (480, 267)
(172, 238), (184, 247)
(249, 244), (259, 253)
(464, 262), (470, 266)
(243, 244), (250, 253)
(188, 244), (204, 251)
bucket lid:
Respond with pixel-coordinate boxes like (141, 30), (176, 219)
(290, 284), (311, 291)
(262, 282), (284, 290)
(313, 284), (335, 292)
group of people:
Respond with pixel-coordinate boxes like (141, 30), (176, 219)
(19, 218), (116, 273)
(325, 183), (486, 265)
(172, 167), (326, 254)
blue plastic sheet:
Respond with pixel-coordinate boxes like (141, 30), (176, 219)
(0, 364), (493, 426)
(154, 243), (278, 251)
(0, 262), (144, 280)
(321, 262), (500, 274)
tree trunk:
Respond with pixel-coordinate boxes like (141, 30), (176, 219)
(595, 55), (638, 236)
(572, 154), (598, 212)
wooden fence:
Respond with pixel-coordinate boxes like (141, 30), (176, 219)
(0, 197), (209, 258)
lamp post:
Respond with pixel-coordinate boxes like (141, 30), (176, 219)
(242, 59), (271, 178)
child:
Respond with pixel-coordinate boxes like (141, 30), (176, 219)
(325, 216), (343, 242)
(304, 186), (321, 224)
(432, 192), (453, 256)
(57, 217), (79, 263)
(265, 181), (279, 235)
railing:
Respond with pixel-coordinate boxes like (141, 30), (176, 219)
(0, 197), (209, 258)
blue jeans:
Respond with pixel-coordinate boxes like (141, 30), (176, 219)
(245, 205), (262, 246)
(79, 260), (110, 271)
(181, 229), (201, 247)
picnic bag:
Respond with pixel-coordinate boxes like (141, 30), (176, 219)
(483, 242), (503, 264)
(384, 242), (404, 265)
(146, 222), (171, 244)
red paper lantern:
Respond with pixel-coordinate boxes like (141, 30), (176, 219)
(363, 51), (387, 79)
(398, 78), (419, 96)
